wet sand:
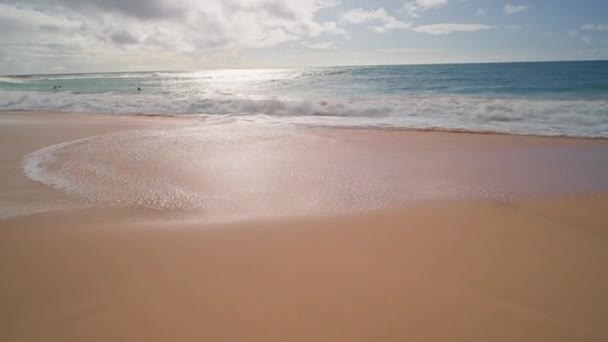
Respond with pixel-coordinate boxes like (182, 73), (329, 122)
(1, 111), (608, 341)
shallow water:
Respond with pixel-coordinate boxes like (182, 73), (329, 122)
(23, 121), (608, 218)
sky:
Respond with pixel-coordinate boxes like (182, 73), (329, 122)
(0, 0), (607, 74)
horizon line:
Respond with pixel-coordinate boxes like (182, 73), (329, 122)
(3, 58), (607, 77)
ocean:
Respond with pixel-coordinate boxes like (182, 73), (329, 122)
(2, 61), (607, 137)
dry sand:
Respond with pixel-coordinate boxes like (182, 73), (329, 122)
(1, 111), (607, 341)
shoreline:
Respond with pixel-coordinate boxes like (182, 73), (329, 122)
(1, 110), (608, 341)
(3, 110), (608, 221)
(3, 109), (607, 141)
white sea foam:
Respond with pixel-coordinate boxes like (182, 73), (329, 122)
(23, 131), (206, 210)
(0, 76), (27, 84)
(21, 123), (504, 215)
(22, 124), (309, 213)
(3, 90), (608, 137)
(22, 120), (608, 217)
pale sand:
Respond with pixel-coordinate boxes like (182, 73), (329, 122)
(1, 111), (608, 341)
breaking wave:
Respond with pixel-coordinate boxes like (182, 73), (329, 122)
(2, 90), (608, 137)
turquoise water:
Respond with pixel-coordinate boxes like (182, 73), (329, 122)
(2, 61), (608, 137)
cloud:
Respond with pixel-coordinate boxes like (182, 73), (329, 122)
(45, 0), (185, 20)
(413, 23), (495, 35)
(567, 29), (579, 37)
(567, 23), (607, 43)
(404, 0), (448, 17)
(340, 8), (411, 33)
(475, 8), (487, 16)
(504, 4), (529, 15)
(0, 0), (348, 73)
(377, 47), (442, 53)
(505, 25), (522, 30)
(580, 24), (608, 32)
(110, 31), (140, 45)
(302, 41), (335, 49)
(341, 7), (493, 36)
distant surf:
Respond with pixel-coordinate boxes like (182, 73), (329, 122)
(3, 61), (608, 138)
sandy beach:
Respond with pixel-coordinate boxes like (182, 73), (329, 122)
(1, 111), (608, 341)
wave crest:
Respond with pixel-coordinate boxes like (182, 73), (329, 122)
(2, 91), (608, 137)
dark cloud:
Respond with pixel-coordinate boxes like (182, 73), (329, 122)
(110, 30), (139, 45)
(60, 0), (185, 19)
(0, 0), (185, 20)
(38, 24), (60, 31)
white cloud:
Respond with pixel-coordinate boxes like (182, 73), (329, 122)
(581, 36), (592, 44)
(413, 23), (495, 35)
(580, 24), (608, 32)
(505, 25), (522, 30)
(340, 8), (411, 33)
(302, 41), (335, 49)
(404, 0), (448, 17)
(377, 47), (442, 53)
(475, 8), (487, 16)
(568, 29), (579, 37)
(0, 0), (348, 73)
(504, 4), (529, 15)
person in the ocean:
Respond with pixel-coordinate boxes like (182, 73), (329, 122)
(137, 87), (141, 91)
(53, 86), (57, 90)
